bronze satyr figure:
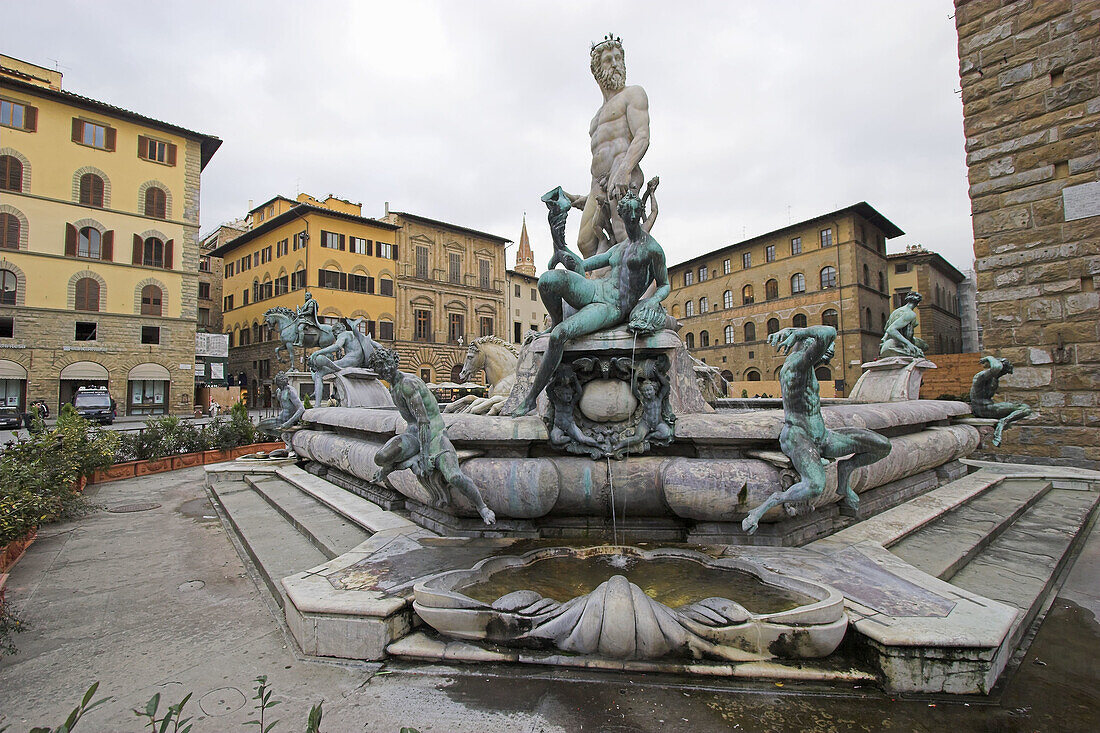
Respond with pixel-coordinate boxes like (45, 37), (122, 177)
(970, 356), (1032, 447)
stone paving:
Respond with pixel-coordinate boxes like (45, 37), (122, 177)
(1, 466), (1099, 732)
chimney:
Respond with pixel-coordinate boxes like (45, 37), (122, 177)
(384, 201), (390, 216)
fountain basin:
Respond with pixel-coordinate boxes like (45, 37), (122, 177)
(413, 546), (847, 661)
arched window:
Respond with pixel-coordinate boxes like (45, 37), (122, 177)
(685, 332), (695, 349)
(253, 322), (262, 344)
(74, 278), (100, 311)
(0, 155), (22, 192)
(793, 313), (807, 328)
(865, 307), (872, 329)
(744, 321), (756, 341)
(79, 173), (104, 207)
(878, 271), (885, 292)
(862, 263), (870, 286)
(822, 309), (839, 328)
(0, 269), (16, 305)
(143, 237), (164, 268)
(745, 369), (761, 382)
(791, 273), (805, 294)
(723, 290), (733, 309)
(450, 364), (464, 382)
(742, 284), (754, 305)
(685, 300), (694, 317)
(144, 187), (167, 219)
(78, 227), (101, 259)
(724, 325), (735, 344)
(699, 296), (708, 313)
(820, 266), (837, 289)
(815, 366), (832, 381)
(700, 330), (710, 347)
(0, 212), (19, 250)
(140, 284), (162, 316)
(765, 279), (779, 301)
(767, 318), (780, 335)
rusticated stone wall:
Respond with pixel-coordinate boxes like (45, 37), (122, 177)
(956, 0), (1100, 468)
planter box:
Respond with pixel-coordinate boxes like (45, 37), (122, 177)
(92, 461), (138, 483)
(135, 457), (172, 476)
(203, 449), (232, 464)
(171, 453), (205, 470)
(1, 529), (37, 574)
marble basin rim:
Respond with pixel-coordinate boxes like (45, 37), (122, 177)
(412, 545), (848, 661)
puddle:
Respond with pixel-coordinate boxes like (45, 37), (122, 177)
(178, 497), (218, 522)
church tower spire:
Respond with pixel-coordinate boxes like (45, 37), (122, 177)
(514, 214), (536, 277)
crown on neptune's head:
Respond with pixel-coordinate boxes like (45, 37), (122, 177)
(591, 33), (622, 53)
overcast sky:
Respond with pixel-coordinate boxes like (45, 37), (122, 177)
(8, 1), (974, 273)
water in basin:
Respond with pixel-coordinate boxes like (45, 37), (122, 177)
(458, 554), (809, 613)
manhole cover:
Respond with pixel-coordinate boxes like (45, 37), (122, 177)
(106, 502), (161, 513)
(178, 580), (205, 592)
(199, 686), (246, 716)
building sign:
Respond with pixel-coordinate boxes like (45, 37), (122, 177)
(210, 363), (224, 380)
(1063, 181), (1100, 222)
(195, 333), (229, 358)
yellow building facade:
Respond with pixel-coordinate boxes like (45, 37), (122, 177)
(0, 54), (219, 414)
(886, 245), (965, 356)
(209, 194), (399, 404)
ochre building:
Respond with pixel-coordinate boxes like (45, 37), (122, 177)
(380, 209), (509, 384)
(0, 54), (220, 415)
(668, 203), (903, 395)
(886, 244), (966, 356)
(209, 194), (399, 406)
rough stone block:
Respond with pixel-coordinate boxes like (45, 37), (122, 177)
(1030, 348), (1053, 365)
(973, 206), (1032, 235)
(1001, 366), (1052, 389)
(1065, 292), (1100, 315)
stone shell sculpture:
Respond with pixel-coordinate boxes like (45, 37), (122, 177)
(413, 546), (847, 662)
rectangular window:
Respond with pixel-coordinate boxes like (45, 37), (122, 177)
(73, 119), (114, 150)
(274, 275), (288, 295)
(723, 259), (731, 275)
(742, 252), (751, 269)
(318, 269), (342, 289)
(1, 98), (35, 131)
(451, 253), (464, 285)
(700, 297), (709, 313)
(224, 294), (234, 311)
(350, 236), (368, 254)
(894, 262), (910, 274)
(242, 289), (249, 306)
(480, 316), (493, 337)
(684, 271), (693, 286)
(820, 228), (833, 247)
(252, 252), (259, 267)
(448, 313), (464, 343)
(685, 300), (694, 317)
(291, 270), (306, 291)
(765, 244), (776, 262)
(147, 139), (168, 162)
(199, 256), (211, 273)
(198, 282), (211, 300)
(348, 273), (374, 293)
(698, 266), (708, 282)
(857, 224), (865, 243)
(514, 284), (521, 297)
(377, 241), (393, 259)
(791, 237), (802, 255)
(530, 288), (537, 301)
(293, 231), (307, 250)
(479, 260), (490, 290)
(414, 309), (432, 341)
(321, 231), (344, 250)
(224, 262), (233, 278)
(416, 246), (429, 279)
(378, 321), (394, 340)
(0, 316), (13, 338)
(276, 239), (287, 257)
(198, 308), (210, 327)
(379, 278), (393, 297)
(75, 321), (97, 341)
(514, 322), (523, 343)
(261, 246), (272, 263)
(141, 326), (160, 344)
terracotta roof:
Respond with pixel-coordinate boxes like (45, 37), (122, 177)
(207, 203), (400, 258)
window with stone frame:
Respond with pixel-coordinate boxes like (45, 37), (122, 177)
(450, 253), (462, 284)
(141, 284), (163, 316)
(743, 321), (756, 341)
(144, 187), (167, 218)
(684, 300), (694, 317)
(765, 244), (776, 263)
(742, 284), (754, 305)
(137, 135), (175, 164)
(723, 290), (733, 309)
(73, 119), (115, 150)
(723, 259), (731, 275)
(414, 309), (432, 341)
(820, 228), (833, 248)
(684, 271), (693, 287)
(75, 321), (97, 341)
(699, 297), (708, 313)
(78, 227), (102, 259)
(765, 279), (779, 301)
(416, 246), (429, 279)
(685, 332), (694, 349)
(724, 325), (734, 344)
(793, 313), (808, 328)
(448, 313), (465, 343)
(698, 266), (708, 282)
(791, 237), (802, 255)
(0, 155), (22, 192)
(141, 326), (160, 345)
(821, 309), (839, 328)
(820, 266), (837, 289)
(74, 278), (100, 311)
(742, 252), (751, 269)
(0, 316), (13, 338)
(479, 260), (491, 290)
(1, 269), (17, 305)
(480, 316), (494, 337)
(791, 272), (806, 294)
(143, 237), (165, 268)
(1, 212), (20, 250)
(79, 173), (104, 207)
(767, 318), (780, 335)
(198, 281), (211, 300)
(700, 330), (710, 347)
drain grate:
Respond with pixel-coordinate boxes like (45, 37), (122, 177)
(106, 502), (161, 513)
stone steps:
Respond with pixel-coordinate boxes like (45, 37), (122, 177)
(209, 483), (329, 607)
(948, 487), (1099, 652)
(888, 478), (1052, 579)
(245, 475), (371, 559)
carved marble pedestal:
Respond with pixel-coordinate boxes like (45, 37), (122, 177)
(848, 356), (937, 403)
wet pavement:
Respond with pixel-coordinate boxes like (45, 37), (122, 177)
(1, 466), (1098, 732)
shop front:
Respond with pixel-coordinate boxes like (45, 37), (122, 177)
(59, 361), (109, 411)
(0, 359), (27, 411)
(127, 362), (171, 416)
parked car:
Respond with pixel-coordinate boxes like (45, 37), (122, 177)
(73, 387), (116, 424)
(0, 405), (22, 429)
